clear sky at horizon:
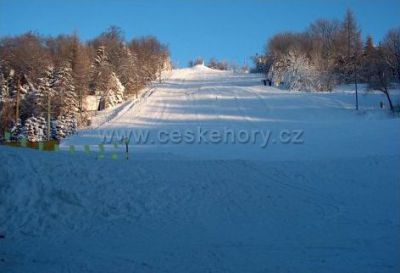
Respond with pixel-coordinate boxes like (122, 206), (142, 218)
(0, 0), (399, 67)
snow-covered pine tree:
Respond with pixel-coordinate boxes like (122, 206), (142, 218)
(64, 115), (77, 136)
(37, 66), (57, 106)
(118, 45), (138, 96)
(51, 62), (79, 139)
(24, 116), (37, 142)
(98, 72), (125, 110)
(10, 119), (23, 140)
(52, 117), (66, 140)
(36, 66), (57, 140)
(52, 115), (78, 140)
(54, 62), (79, 117)
(90, 45), (122, 110)
(0, 68), (8, 104)
(24, 116), (47, 142)
(21, 86), (40, 119)
(104, 72), (125, 108)
(37, 116), (47, 141)
(0, 67), (8, 123)
(90, 46), (112, 94)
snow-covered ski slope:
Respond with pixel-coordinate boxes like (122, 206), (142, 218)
(1, 65), (400, 273)
(63, 64), (400, 161)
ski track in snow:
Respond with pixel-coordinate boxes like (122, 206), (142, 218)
(61, 65), (400, 161)
(1, 65), (400, 273)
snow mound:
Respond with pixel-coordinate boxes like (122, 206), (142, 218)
(192, 64), (220, 72)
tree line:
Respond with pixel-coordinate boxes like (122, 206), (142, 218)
(0, 26), (170, 141)
(253, 9), (400, 111)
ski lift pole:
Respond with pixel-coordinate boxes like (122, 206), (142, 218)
(47, 94), (51, 140)
(124, 134), (131, 160)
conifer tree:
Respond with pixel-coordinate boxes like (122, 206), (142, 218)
(55, 62), (79, 117)
(36, 66), (57, 140)
(338, 9), (362, 109)
(362, 35), (376, 85)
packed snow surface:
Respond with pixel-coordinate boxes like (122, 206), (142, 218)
(64, 65), (399, 161)
(1, 66), (399, 272)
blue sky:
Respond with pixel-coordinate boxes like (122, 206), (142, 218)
(0, 0), (399, 67)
